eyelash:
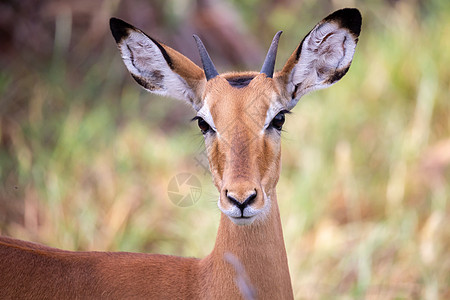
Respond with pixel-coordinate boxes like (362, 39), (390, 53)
(192, 116), (212, 134)
(268, 110), (290, 131)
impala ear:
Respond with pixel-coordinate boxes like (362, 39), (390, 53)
(110, 18), (206, 111)
(276, 8), (362, 109)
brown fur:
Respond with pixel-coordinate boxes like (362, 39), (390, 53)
(0, 8), (362, 299)
(0, 72), (292, 300)
(161, 44), (206, 107)
(0, 236), (200, 299)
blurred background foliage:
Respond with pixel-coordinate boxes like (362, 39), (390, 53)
(0, 0), (449, 298)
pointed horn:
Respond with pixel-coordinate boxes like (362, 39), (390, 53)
(260, 31), (283, 78)
(193, 35), (219, 81)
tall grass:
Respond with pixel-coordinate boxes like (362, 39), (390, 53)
(0, 0), (449, 298)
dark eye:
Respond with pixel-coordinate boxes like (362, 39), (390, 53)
(197, 117), (211, 134)
(270, 111), (286, 131)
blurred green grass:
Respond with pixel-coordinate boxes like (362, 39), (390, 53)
(1, 0), (449, 299)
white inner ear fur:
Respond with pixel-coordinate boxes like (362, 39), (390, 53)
(119, 30), (199, 108)
(288, 21), (357, 107)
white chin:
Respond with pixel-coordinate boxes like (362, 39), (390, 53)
(228, 216), (256, 226)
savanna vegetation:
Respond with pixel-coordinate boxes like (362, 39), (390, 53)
(0, 0), (449, 298)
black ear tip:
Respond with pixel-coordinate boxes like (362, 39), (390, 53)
(109, 17), (134, 43)
(326, 8), (362, 37)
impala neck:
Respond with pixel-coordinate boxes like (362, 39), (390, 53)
(201, 191), (293, 299)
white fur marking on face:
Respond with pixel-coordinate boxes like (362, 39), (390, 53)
(262, 94), (285, 132)
(218, 189), (272, 226)
(197, 96), (217, 132)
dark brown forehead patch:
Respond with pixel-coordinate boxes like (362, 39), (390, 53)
(225, 75), (255, 88)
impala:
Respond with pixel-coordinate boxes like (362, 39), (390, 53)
(0, 8), (361, 299)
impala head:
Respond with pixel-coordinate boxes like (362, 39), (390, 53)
(110, 8), (361, 226)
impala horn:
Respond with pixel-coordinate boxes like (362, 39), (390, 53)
(193, 35), (219, 81)
(260, 31), (282, 78)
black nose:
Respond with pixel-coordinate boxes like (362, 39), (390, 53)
(226, 190), (257, 217)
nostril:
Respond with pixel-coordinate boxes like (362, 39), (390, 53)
(226, 189), (257, 211)
(226, 194), (241, 207)
(242, 190), (257, 207)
